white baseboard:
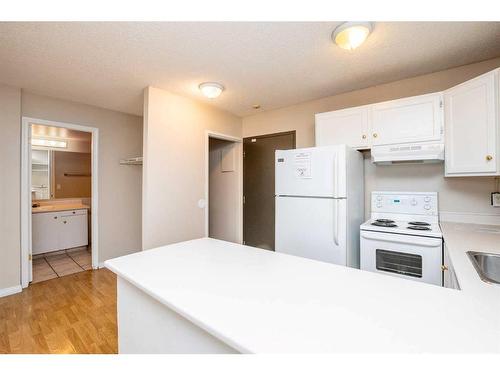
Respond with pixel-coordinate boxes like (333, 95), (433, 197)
(98, 262), (106, 269)
(0, 285), (22, 298)
(440, 211), (500, 226)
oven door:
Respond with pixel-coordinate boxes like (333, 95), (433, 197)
(360, 230), (442, 286)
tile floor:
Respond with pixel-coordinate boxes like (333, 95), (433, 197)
(32, 247), (92, 284)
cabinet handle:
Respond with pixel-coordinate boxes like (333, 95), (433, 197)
(373, 133), (378, 138)
(441, 265), (448, 271)
(362, 134), (367, 139)
(486, 155), (493, 161)
(63, 220), (67, 224)
(54, 216), (57, 219)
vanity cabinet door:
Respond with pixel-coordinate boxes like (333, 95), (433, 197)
(444, 69), (499, 176)
(315, 105), (371, 149)
(371, 92), (444, 146)
(60, 211), (88, 250)
(32, 212), (61, 254)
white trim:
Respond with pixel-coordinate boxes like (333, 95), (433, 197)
(21, 117), (99, 288)
(141, 88), (149, 251)
(20, 122), (32, 288)
(440, 211), (500, 226)
(0, 285), (22, 298)
(204, 130), (243, 244)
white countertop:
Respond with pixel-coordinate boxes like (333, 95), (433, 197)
(105, 236), (500, 353)
(441, 221), (500, 295)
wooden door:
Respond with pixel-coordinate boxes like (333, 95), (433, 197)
(243, 131), (295, 250)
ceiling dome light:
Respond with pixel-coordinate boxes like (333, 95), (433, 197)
(332, 22), (372, 50)
(199, 82), (224, 99)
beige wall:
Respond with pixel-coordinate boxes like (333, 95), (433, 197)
(243, 57), (500, 217)
(209, 138), (241, 243)
(22, 92), (143, 264)
(0, 84), (21, 291)
(142, 87), (242, 250)
(52, 151), (92, 199)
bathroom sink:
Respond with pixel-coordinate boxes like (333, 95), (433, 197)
(467, 251), (500, 285)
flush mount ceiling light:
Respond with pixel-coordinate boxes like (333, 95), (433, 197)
(199, 82), (224, 99)
(332, 22), (373, 50)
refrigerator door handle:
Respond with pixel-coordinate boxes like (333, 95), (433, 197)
(333, 200), (339, 246)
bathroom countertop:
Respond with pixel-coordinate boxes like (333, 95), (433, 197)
(32, 204), (90, 214)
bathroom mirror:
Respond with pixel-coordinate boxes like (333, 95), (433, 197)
(31, 125), (92, 201)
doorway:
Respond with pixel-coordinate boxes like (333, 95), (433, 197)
(21, 117), (99, 288)
(205, 131), (243, 244)
(243, 131), (296, 250)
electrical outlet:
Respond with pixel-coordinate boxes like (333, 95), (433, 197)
(492, 192), (500, 207)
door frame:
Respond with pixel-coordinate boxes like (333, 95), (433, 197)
(21, 117), (99, 288)
(204, 130), (243, 244)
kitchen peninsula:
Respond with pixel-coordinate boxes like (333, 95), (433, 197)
(105, 237), (500, 353)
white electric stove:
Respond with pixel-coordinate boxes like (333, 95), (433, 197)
(360, 192), (443, 286)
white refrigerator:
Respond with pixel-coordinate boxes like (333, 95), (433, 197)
(275, 145), (364, 267)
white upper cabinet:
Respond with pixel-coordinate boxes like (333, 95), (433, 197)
(315, 105), (370, 149)
(315, 93), (444, 149)
(371, 93), (443, 146)
(444, 69), (499, 176)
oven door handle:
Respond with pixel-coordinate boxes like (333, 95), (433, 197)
(361, 231), (442, 247)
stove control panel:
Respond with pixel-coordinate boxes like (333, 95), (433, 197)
(371, 192), (438, 216)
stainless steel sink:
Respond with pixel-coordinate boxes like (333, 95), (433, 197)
(467, 251), (500, 284)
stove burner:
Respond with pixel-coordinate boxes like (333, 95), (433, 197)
(371, 222), (398, 228)
(408, 221), (430, 226)
(407, 225), (431, 231)
(374, 219), (395, 224)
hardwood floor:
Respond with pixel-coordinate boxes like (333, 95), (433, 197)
(0, 269), (117, 354)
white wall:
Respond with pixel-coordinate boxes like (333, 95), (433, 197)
(0, 84), (21, 291)
(142, 87), (242, 250)
(243, 57), (500, 218)
(209, 138), (240, 243)
(22, 91), (143, 264)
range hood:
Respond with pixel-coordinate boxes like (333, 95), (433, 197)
(371, 142), (444, 165)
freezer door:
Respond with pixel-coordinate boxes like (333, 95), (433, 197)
(275, 146), (346, 198)
(275, 196), (347, 265)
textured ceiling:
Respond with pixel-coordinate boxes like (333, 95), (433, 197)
(1, 22), (499, 117)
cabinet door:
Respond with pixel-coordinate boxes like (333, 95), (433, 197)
(60, 212), (88, 249)
(32, 212), (60, 254)
(315, 106), (370, 149)
(371, 93), (443, 146)
(444, 70), (498, 176)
